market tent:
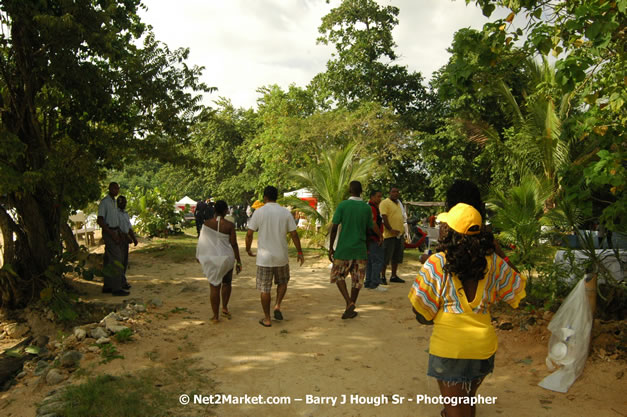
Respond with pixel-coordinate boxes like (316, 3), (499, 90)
(285, 188), (317, 209)
(175, 196), (197, 212)
(284, 188), (313, 198)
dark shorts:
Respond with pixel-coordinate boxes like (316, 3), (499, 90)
(383, 237), (404, 265)
(427, 354), (495, 384)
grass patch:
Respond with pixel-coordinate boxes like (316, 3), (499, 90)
(58, 360), (215, 417)
(98, 343), (124, 363)
(114, 328), (133, 343)
(134, 234), (197, 263)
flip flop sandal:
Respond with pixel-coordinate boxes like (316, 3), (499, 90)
(273, 310), (283, 320)
(341, 304), (356, 319)
(222, 311), (232, 319)
(259, 319), (272, 327)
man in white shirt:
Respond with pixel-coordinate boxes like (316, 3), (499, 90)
(246, 186), (304, 327)
(97, 182), (128, 296)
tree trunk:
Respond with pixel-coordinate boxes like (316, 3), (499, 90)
(0, 206), (16, 268)
(61, 223), (79, 255)
(0, 192), (62, 308)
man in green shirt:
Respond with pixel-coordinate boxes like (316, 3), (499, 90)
(328, 181), (376, 320)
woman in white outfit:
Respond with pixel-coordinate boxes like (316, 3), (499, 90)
(196, 200), (242, 323)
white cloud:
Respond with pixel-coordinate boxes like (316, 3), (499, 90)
(139, 0), (507, 109)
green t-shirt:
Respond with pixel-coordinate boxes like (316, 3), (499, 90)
(332, 198), (374, 260)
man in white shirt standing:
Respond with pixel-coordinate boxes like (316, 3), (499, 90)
(246, 186), (304, 327)
(97, 182), (128, 296)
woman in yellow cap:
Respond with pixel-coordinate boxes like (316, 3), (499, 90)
(408, 203), (526, 417)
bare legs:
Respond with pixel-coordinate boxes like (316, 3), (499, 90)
(336, 280), (360, 308)
(437, 377), (485, 417)
(209, 284), (221, 323)
(221, 283), (231, 316)
(209, 283), (232, 323)
(260, 283), (288, 326)
(274, 283), (287, 313)
(260, 292), (272, 326)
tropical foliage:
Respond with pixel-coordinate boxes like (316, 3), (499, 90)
(0, 0), (208, 307)
(284, 144), (377, 229)
(0, 0), (624, 311)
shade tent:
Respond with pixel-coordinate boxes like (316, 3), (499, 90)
(285, 188), (317, 209)
(175, 196), (197, 212)
(284, 188), (313, 198)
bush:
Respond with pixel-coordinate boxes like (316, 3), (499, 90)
(126, 188), (184, 237)
(524, 251), (583, 311)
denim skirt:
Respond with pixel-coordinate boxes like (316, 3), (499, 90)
(427, 354), (495, 384)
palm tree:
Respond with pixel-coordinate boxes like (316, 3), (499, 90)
(281, 143), (377, 230)
(462, 56), (590, 208)
(488, 176), (554, 288)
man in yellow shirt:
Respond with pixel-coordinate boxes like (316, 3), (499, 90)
(379, 187), (405, 283)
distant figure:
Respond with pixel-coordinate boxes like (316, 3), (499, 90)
(328, 181), (377, 319)
(380, 186), (406, 284)
(246, 186), (304, 327)
(364, 190), (386, 291)
(97, 182), (128, 296)
(428, 214), (436, 228)
(117, 195), (137, 291)
(197, 200), (242, 324)
(195, 199), (207, 236)
(409, 203), (526, 417)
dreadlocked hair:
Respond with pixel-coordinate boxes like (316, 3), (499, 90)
(436, 228), (496, 283)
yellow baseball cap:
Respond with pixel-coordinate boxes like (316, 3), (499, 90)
(436, 203), (482, 235)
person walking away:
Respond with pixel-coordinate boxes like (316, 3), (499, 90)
(97, 182), (128, 296)
(195, 199), (207, 237)
(364, 190), (386, 291)
(246, 186), (304, 327)
(328, 181), (377, 319)
(197, 200), (242, 323)
(409, 203), (526, 417)
(379, 187), (406, 284)
(117, 195), (137, 290)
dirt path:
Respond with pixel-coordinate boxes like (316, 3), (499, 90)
(1, 233), (626, 417)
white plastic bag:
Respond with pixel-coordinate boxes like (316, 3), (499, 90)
(538, 278), (593, 393)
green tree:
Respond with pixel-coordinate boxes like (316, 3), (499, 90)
(466, 0), (625, 231)
(312, 0), (429, 129)
(0, 0), (209, 307)
(240, 85), (316, 195)
(284, 143), (377, 229)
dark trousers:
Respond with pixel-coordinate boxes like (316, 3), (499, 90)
(103, 231), (124, 291)
(120, 239), (129, 286)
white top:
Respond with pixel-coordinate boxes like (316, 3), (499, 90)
(98, 195), (120, 228)
(118, 210), (132, 234)
(196, 217), (236, 286)
(247, 202), (297, 267)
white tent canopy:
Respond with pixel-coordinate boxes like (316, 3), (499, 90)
(175, 196), (197, 211)
(284, 188), (313, 198)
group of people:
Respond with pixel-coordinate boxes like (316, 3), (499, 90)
(101, 178), (525, 417)
(196, 186), (304, 326)
(195, 199), (250, 236)
(194, 179), (525, 417)
(97, 182), (138, 296)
